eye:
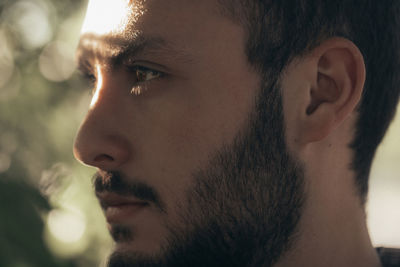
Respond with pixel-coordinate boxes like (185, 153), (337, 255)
(79, 70), (97, 96)
(130, 66), (164, 95)
(85, 72), (97, 85)
(134, 66), (163, 83)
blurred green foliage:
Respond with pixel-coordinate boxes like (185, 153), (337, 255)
(0, 173), (75, 267)
(0, 0), (111, 266)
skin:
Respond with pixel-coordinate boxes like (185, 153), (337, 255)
(75, 0), (259, 255)
(74, 0), (382, 266)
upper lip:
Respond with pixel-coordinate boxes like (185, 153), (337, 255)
(96, 192), (148, 210)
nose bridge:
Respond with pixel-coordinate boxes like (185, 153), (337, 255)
(90, 67), (119, 116)
(73, 69), (132, 170)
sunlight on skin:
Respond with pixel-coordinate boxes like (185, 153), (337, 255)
(90, 64), (103, 108)
(83, 0), (146, 108)
(81, 0), (131, 36)
(81, 0), (145, 36)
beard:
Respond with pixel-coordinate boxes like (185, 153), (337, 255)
(95, 75), (305, 267)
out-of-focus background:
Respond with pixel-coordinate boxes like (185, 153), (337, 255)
(0, 0), (111, 266)
(0, 0), (398, 266)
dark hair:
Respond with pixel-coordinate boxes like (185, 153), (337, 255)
(219, 0), (400, 204)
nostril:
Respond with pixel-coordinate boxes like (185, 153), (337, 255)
(94, 154), (114, 162)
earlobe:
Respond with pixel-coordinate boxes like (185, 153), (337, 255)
(299, 38), (366, 144)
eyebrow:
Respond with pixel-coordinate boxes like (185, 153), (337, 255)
(76, 33), (193, 73)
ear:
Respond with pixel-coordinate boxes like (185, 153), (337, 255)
(286, 38), (366, 145)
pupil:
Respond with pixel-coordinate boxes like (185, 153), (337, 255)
(137, 70), (146, 81)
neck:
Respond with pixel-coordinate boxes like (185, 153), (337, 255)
(276, 121), (381, 267)
(275, 186), (381, 267)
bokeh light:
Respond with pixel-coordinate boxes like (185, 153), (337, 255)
(6, 0), (53, 50)
(47, 208), (86, 244)
(0, 29), (14, 88)
(39, 41), (76, 82)
(0, 0), (113, 265)
(44, 205), (91, 259)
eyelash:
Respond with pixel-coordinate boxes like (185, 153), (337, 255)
(81, 65), (164, 96)
(129, 66), (164, 95)
(82, 72), (97, 96)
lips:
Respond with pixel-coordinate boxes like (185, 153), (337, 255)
(96, 192), (148, 223)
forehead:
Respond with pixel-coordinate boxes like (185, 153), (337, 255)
(80, 0), (225, 43)
(77, 0), (239, 65)
(80, 0), (145, 37)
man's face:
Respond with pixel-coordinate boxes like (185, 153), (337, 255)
(74, 0), (304, 266)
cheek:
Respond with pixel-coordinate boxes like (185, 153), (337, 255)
(129, 97), (223, 183)
(152, 74), (256, 162)
(146, 101), (221, 172)
(154, 90), (251, 172)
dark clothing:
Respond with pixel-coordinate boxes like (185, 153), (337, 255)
(377, 247), (400, 267)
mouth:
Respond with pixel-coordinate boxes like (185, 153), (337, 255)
(96, 192), (149, 223)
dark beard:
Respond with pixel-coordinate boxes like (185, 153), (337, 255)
(104, 76), (305, 267)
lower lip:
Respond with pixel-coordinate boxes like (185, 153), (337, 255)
(105, 204), (147, 223)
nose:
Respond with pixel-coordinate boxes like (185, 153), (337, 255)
(73, 70), (132, 171)
(74, 129), (131, 170)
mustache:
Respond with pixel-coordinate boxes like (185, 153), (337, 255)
(93, 171), (165, 212)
